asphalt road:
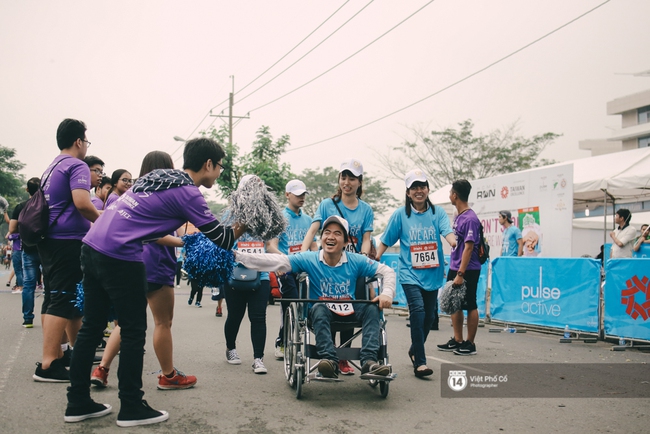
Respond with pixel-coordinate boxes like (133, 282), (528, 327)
(0, 268), (648, 433)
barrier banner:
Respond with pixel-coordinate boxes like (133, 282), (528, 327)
(444, 255), (488, 318)
(491, 257), (600, 331)
(604, 258), (650, 341)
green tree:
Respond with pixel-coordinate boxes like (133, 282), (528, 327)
(376, 119), (559, 190)
(0, 145), (27, 236)
(299, 166), (399, 219)
(200, 125), (293, 199)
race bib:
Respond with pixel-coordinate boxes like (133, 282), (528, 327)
(320, 297), (354, 316)
(289, 244), (301, 255)
(238, 241), (265, 254)
(344, 235), (359, 253)
(410, 242), (439, 269)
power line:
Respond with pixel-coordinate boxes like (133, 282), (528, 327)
(169, 2), (351, 158)
(236, 0), (374, 106)
(246, 0), (436, 114)
(287, 0), (612, 153)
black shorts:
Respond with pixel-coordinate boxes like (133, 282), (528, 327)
(447, 269), (481, 311)
(147, 282), (164, 293)
(38, 238), (83, 319)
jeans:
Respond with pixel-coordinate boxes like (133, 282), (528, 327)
(224, 280), (270, 359)
(21, 250), (41, 322)
(276, 273), (299, 345)
(68, 245), (148, 407)
(12, 250), (23, 287)
(309, 302), (380, 365)
(402, 284), (438, 367)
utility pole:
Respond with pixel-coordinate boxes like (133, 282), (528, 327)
(211, 76), (249, 189)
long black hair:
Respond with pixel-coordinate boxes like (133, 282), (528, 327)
(332, 170), (363, 201)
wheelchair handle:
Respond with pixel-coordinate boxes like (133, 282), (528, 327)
(280, 298), (379, 304)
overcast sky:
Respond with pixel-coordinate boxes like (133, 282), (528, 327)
(1, 0), (648, 215)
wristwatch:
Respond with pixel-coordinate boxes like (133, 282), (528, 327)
(457, 271), (465, 277)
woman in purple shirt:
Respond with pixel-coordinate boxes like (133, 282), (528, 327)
(104, 169), (132, 209)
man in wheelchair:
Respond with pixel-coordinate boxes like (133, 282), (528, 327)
(235, 215), (396, 379)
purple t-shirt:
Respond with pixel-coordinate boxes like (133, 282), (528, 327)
(449, 208), (482, 271)
(41, 155), (92, 240)
(143, 242), (176, 286)
(83, 185), (216, 261)
(104, 192), (119, 208)
(91, 196), (104, 210)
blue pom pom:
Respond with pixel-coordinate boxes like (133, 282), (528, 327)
(182, 233), (235, 288)
(73, 281), (85, 314)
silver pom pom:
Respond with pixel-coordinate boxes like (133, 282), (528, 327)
(226, 176), (287, 241)
(439, 280), (467, 314)
(0, 196), (8, 215)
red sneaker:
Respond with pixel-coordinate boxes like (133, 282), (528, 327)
(215, 307), (223, 317)
(91, 365), (109, 388)
(157, 368), (197, 390)
(338, 360), (355, 375)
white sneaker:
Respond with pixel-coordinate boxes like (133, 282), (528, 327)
(252, 358), (267, 374)
(274, 345), (284, 360)
(226, 349), (241, 365)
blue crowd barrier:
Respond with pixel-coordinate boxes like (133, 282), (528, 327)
(491, 257), (600, 332)
(379, 253), (407, 308)
(604, 258), (650, 341)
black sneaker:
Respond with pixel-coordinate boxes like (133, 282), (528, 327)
(116, 400), (169, 427)
(60, 348), (72, 367)
(22, 320), (33, 328)
(453, 340), (477, 356)
(93, 355), (102, 365)
(361, 361), (390, 376)
(437, 337), (462, 352)
(33, 358), (70, 382)
(64, 401), (112, 423)
(317, 359), (339, 379)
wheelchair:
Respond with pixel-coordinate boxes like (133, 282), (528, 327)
(281, 273), (396, 399)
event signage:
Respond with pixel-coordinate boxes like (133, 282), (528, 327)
(491, 257), (599, 331)
(604, 258), (650, 341)
(469, 164), (573, 258)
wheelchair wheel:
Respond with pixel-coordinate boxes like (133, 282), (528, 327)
(295, 356), (303, 399)
(380, 380), (389, 398)
(283, 305), (296, 384)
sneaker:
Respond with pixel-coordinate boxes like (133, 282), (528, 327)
(215, 307), (223, 317)
(157, 368), (197, 390)
(437, 337), (462, 352)
(33, 358), (70, 382)
(274, 345), (284, 360)
(60, 348), (72, 367)
(91, 365), (109, 388)
(11, 287), (22, 294)
(187, 297), (192, 306)
(226, 348), (241, 365)
(453, 340), (477, 356)
(176, 285), (181, 289)
(339, 360), (355, 375)
(64, 401), (112, 423)
(361, 361), (390, 376)
(116, 400), (169, 427)
(195, 302), (202, 308)
(252, 358), (267, 374)
(97, 339), (107, 350)
(22, 320), (33, 328)
(317, 359), (339, 379)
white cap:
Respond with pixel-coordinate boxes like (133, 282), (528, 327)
(238, 174), (258, 189)
(339, 159), (363, 177)
(322, 215), (349, 239)
(285, 179), (308, 195)
(404, 168), (428, 188)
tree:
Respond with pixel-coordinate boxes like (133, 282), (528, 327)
(200, 125), (293, 199)
(299, 166), (399, 219)
(376, 119), (560, 190)
(0, 145), (27, 237)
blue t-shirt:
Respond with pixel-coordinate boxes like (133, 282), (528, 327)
(278, 207), (314, 255)
(234, 232), (269, 281)
(450, 209), (482, 271)
(381, 205), (452, 291)
(501, 225), (522, 257)
(313, 198), (374, 253)
(288, 251), (378, 299)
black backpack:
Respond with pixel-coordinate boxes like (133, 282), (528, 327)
(478, 223), (490, 264)
(18, 157), (71, 247)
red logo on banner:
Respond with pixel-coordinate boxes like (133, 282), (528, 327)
(621, 275), (650, 321)
(501, 186), (509, 199)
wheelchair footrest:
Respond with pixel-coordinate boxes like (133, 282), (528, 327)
(309, 373), (344, 383)
(360, 372), (397, 381)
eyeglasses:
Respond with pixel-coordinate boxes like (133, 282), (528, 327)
(216, 162), (226, 171)
(90, 168), (105, 176)
(120, 178), (134, 185)
(83, 139), (91, 148)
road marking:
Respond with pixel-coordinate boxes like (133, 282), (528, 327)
(427, 355), (493, 374)
(0, 330), (26, 394)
